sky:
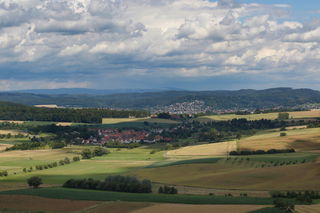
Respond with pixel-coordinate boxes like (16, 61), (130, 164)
(0, 0), (320, 91)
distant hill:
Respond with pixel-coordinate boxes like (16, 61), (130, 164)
(0, 88), (320, 110)
(12, 88), (185, 95)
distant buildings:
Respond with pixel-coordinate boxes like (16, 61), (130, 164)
(151, 100), (212, 115)
(82, 128), (172, 145)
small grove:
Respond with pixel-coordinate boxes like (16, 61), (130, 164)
(63, 175), (152, 193)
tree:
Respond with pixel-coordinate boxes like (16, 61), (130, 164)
(27, 176), (43, 188)
(273, 198), (295, 213)
(280, 132), (287, 137)
(157, 112), (171, 119)
(93, 146), (108, 157)
(81, 149), (93, 159)
(278, 112), (289, 120)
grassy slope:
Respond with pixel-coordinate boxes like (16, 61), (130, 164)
(0, 187), (274, 205)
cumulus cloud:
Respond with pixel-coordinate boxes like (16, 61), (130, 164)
(0, 0), (319, 89)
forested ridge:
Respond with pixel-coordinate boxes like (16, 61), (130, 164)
(0, 88), (320, 109)
(0, 101), (149, 123)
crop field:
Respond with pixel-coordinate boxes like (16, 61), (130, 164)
(167, 141), (237, 157)
(238, 127), (320, 151)
(167, 128), (320, 158)
(197, 110), (320, 121)
(132, 204), (270, 213)
(133, 158), (320, 190)
(0, 144), (13, 151)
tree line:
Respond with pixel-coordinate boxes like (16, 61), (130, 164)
(0, 101), (149, 123)
(63, 175), (152, 193)
(229, 149), (295, 156)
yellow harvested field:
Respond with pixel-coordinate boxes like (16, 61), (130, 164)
(167, 141), (237, 157)
(132, 204), (270, 213)
(102, 118), (146, 124)
(0, 149), (76, 159)
(134, 161), (320, 190)
(0, 144), (12, 151)
(102, 117), (179, 124)
(0, 130), (26, 135)
(239, 128), (320, 151)
(296, 204), (320, 213)
(199, 110), (320, 121)
(56, 122), (73, 126)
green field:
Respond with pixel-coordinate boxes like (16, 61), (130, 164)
(0, 187), (274, 205)
(0, 146), (165, 185)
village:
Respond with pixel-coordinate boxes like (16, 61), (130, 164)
(81, 128), (173, 145)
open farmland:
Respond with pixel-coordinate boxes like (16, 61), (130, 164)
(0, 146), (165, 185)
(167, 128), (320, 158)
(197, 110), (320, 121)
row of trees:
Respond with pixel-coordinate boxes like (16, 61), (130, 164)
(229, 149), (295, 156)
(271, 191), (320, 200)
(23, 157), (80, 173)
(63, 175), (152, 193)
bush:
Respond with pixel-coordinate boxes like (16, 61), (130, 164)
(280, 132), (287, 137)
(273, 198), (294, 212)
(27, 176), (43, 188)
(158, 185), (178, 194)
(51, 141), (65, 149)
(150, 150), (156, 154)
(64, 157), (71, 164)
(0, 170), (8, 176)
(73, 156), (81, 162)
(93, 146), (108, 157)
(81, 149), (93, 159)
